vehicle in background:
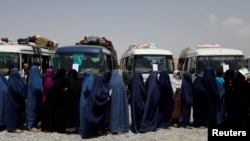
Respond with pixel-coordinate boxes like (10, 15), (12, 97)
(178, 44), (245, 79)
(120, 43), (175, 94)
(0, 36), (57, 78)
(53, 36), (118, 80)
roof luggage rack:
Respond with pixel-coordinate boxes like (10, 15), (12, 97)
(76, 36), (114, 51)
(17, 35), (58, 50)
(0, 37), (15, 45)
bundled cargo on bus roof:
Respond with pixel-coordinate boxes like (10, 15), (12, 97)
(0, 37), (15, 45)
(75, 35), (114, 50)
(17, 35), (58, 50)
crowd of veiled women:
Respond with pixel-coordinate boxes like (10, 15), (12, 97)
(0, 65), (130, 138)
(0, 65), (250, 139)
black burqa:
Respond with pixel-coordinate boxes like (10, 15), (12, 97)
(65, 69), (82, 131)
(139, 72), (160, 133)
(181, 71), (193, 127)
(41, 68), (67, 133)
(157, 70), (174, 128)
(192, 74), (208, 127)
(130, 71), (146, 133)
(203, 66), (218, 127)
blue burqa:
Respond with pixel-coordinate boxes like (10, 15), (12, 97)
(79, 69), (94, 133)
(80, 74), (110, 139)
(192, 74), (208, 127)
(6, 68), (26, 132)
(130, 71), (146, 133)
(109, 70), (129, 134)
(27, 66), (44, 129)
(139, 72), (160, 133)
(157, 70), (174, 128)
(0, 73), (8, 127)
(181, 71), (193, 126)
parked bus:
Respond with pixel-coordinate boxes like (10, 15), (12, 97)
(52, 36), (118, 80)
(120, 43), (175, 94)
(0, 37), (56, 78)
(178, 44), (245, 78)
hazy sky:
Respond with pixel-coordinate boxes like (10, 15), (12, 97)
(1, 0), (250, 58)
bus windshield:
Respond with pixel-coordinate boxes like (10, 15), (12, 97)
(196, 55), (245, 74)
(0, 53), (19, 75)
(53, 52), (104, 76)
(134, 55), (174, 73)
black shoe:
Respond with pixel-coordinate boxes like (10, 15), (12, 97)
(0, 125), (6, 131)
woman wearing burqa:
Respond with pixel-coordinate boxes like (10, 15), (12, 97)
(158, 70), (174, 129)
(192, 73), (207, 128)
(139, 71), (160, 133)
(42, 68), (54, 107)
(233, 69), (249, 129)
(65, 69), (82, 133)
(130, 71), (146, 133)
(109, 70), (129, 134)
(0, 73), (8, 131)
(52, 68), (67, 133)
(27, 66), (44, 132)
(6, 68), (26, 133)
(203, 66), (218, 127)
(79, 69), (94, 133)
(224, 69), (237, 128)
(80, 74), (110, 139)
(41, 68), (67, 133)
(180, 71), (193, 128)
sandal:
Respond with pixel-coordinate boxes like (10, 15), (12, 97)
(29, 127), (40, 132)
(10, 129), (23, 133)
(172, 124), (178, 127)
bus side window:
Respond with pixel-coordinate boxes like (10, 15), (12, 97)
(127, 57), (132, 71)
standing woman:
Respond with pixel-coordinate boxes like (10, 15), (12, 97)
(6, 68), (27, 133)
(180, 71), (193, 128)
(42, 68), (54, 107)
(65, 69), (82, 133)
(79, 69), (94, 134)
(0, 73), (8, 131)
(53, 68), (67, 133)
(139, 71), (160, 133)
(158, 70), (174, 129)
(80, 74), (110, 139)
(130, 71), (145, 133)
(26, 65), (44, 132)
(109, 70), (129, 134)
(171, 70), (182, 127)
